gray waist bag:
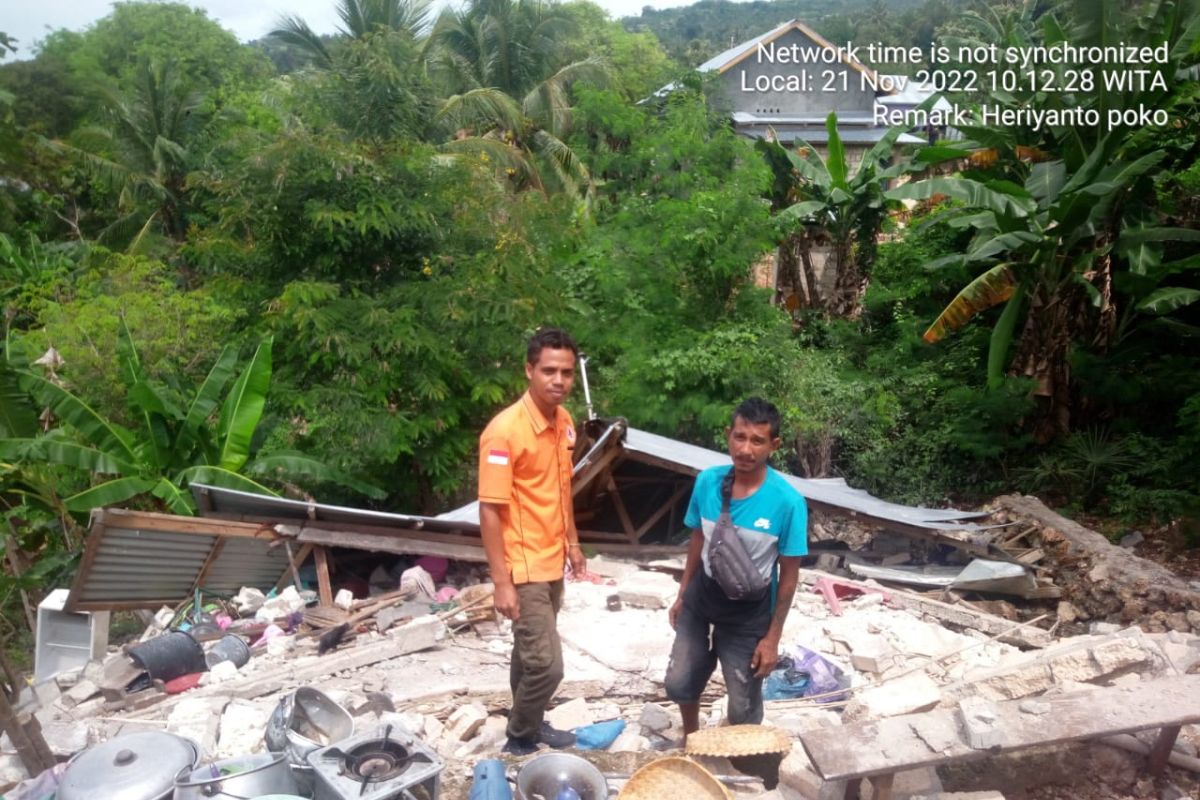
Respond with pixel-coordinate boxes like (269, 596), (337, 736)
(708, 472), (770, 602)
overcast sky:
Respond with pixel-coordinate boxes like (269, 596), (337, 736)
(3, 0), (685, 60)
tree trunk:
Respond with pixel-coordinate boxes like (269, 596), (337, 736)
(1011, 282), (1076, 443)
(829, 237), (866, 319)
(798, 230), (821, 309)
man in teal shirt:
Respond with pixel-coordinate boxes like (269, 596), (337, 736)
(665, 397), (808, 740)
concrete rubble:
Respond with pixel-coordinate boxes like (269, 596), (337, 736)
(5, 500), (1200, 800)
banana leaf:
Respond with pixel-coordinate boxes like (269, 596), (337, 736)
(824, 113), (847, 190)
(1137, 287), (1200, 315)
(177, 345), (239, 463)
(923, 264), (1017, 343)
(151, 477), (196, 515)
(177, 465), (279, 497)
(988, 281), (1027, 389)
(217, 338), (273, 472)
(20, 373), (139, 464)
(0, 437), (138, 475)
(0, 362), (37, 438)
(886, 178), (1034, 219)
(64, 476), (157, 512)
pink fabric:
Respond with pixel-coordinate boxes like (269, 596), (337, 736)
(434, 586), (459, 603)
(253, 624), (286, 647)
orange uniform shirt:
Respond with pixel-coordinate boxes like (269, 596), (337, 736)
(478, 392), (576, 584)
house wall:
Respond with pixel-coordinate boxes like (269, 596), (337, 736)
(713, 28), (877, 117)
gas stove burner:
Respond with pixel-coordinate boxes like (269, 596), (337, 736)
(309, 724), (444, 800)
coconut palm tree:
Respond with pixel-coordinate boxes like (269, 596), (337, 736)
(429, 0), (607, 202)
(49, 60), (199, 244)
(269, 0), (433, 68)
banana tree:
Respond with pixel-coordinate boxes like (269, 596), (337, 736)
(0, 324), (383, 514)
(759, 112), (910, 319)
(887, 136), (1200, 441)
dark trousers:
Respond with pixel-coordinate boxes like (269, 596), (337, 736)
(508, 580), (564, 739)
(664, 570), (771, 725)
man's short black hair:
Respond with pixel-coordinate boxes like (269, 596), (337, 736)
(527, 327), (579, 364)
(732, 396), (781, 439)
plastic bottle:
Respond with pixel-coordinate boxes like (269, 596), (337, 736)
(555, 778), (581, 800)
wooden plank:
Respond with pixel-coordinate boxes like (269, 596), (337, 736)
(1015, 548), (1045, 565)
(297, 528), (488, 562)
(65, 519), (107, 612)
(314, 546), (333, 607)
(800, 675), (1200, 782)
(95, 509), (269, 538)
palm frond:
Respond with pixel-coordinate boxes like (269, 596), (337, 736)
(269, 15), (334, 67)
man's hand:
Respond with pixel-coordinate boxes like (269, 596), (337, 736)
(668, 596), (683, 630)
(750, 635), (780, 678)
(567, 544), (586, 578)
(494, 582), (520, 621)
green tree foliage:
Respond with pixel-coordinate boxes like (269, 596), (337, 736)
(760, 112), (909, 319)
(270, 0), (433, 68)
(888, 0), (1200, 442)
(0, 324), (381, 515)
(57, 2), (270, 95)
(52, 60), (202, 243)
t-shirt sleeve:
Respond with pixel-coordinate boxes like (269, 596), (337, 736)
(478, 429), (513, 503)
(683, 469), (709, 529)
(778, 491), (809, 557)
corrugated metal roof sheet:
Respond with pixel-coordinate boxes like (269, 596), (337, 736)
(68, 510), (291, 611)
(192, 423), (988, 533)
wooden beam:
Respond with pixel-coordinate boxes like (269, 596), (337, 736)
(275, 542), (314, 592)
(190, 538), (228, 594)
(65, 519), (108, 612)
(314, 546), (333, 607)
(93, 508), (268, 538)
(572, 444), (623, 498)
(632, 484), (689, 542)
(296, 528), (488, 562)
(1149, 725), (1181, 775)
(605, 474), (638, 542)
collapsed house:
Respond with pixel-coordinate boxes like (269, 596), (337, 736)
(3, 420), (1200, 800)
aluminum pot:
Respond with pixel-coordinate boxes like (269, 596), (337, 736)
(515, 753), (608, 800)
(264, 686), (354, 794)
(174, 752), (297, 800)
(58, 731), (200, 800)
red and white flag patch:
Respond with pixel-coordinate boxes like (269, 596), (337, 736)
(486, 449), (510, 466)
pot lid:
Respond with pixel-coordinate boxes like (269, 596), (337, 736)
(59, 731), (198, 800)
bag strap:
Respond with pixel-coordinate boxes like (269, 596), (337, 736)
(720, 469), (734, 514)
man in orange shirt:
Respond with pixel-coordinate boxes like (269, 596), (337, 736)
(478, 327), (586, 756)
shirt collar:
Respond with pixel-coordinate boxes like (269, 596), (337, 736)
(521, 391), (556, 434)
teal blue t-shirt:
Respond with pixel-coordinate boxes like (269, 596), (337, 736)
(684, 465), (808, 583)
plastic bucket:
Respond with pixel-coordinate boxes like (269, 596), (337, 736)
(205, 634), (251, 669)
(128, 631), (206, 683)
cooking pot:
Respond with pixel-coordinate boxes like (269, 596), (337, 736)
(174, 752), (297, 799)
(58, 731), (200, 800)
(515, 752), (608, 800)
(264, 686), (354, 794)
